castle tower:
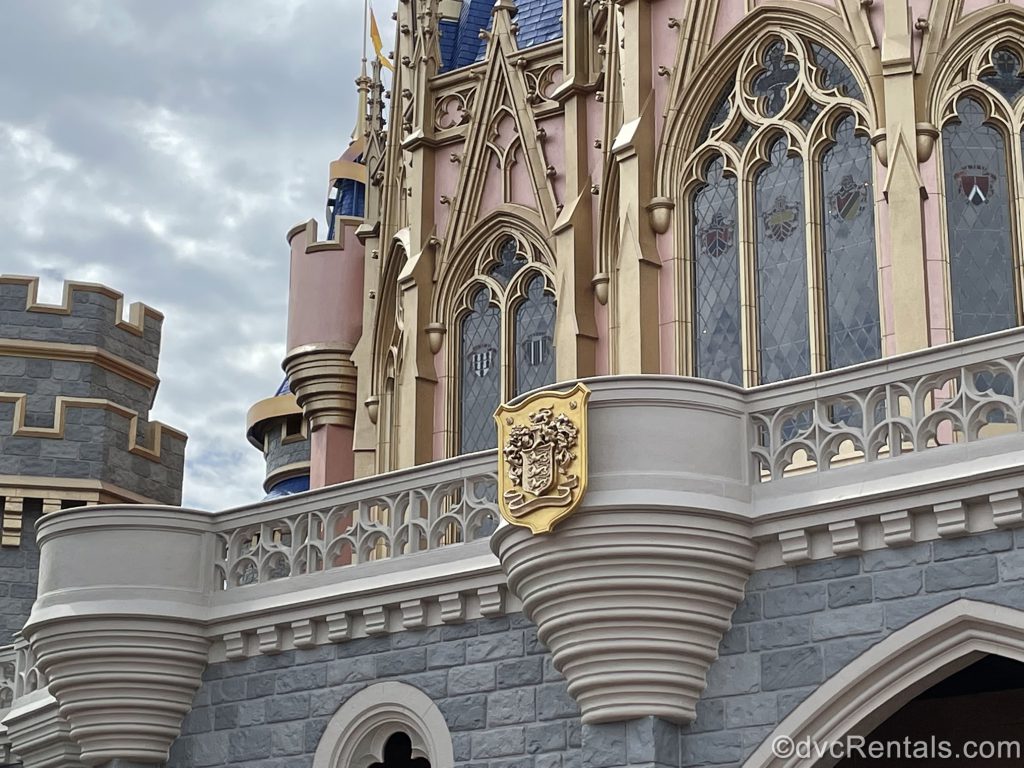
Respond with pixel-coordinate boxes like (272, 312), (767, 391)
(281, 65), (370, 490)
(245, 378), (311, 498)
(0, 275), (186, 643)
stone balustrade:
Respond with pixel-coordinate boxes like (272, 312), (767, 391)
(10, 329), (1024, 761)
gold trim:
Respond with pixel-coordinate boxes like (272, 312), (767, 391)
(263, 461), (312, 494)
(0, 393), (187, 460)
(245, 394), (303, 448)
(0, 476), (163, 505)
(0, 339), (159, 389)
(494, 383), (591, 534)
(1, 497), (23, 547)
(0, 274), (163, 337)
(329, 159), (369, 184)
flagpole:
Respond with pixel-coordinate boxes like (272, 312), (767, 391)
(361, 0), (369, 68)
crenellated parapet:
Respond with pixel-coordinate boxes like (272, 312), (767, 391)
(0, 275), (186, 547)
(0, 275), (164, 374)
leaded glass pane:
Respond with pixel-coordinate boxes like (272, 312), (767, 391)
(731, 121), (757, 151)
(489, 237), (527, 285)
(752, 41), (798, 117)
(942, 98), (1017, 340)
(797, 101), (822, 130)
(460, 288), (501, 452)
(699, 84), (734, 142)
(821, 116), (881, 368)
(756, 137), (810, 384)
(808, 43), (864, 101)
(514, 274), (556, 396)
(693, 156), (742, 385)
(981, 48), (1024, 106)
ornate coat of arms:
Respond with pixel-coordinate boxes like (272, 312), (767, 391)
(700, 211), (734, 258)
(829, 174), (866, 222)
(955, 165), (996, 205)
(493, 382), (591, 534)
(762, 195), (800, 242)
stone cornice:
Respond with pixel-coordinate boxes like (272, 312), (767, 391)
(0, 339), (159, 391)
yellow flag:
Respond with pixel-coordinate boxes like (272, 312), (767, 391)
(370, 8), (394, 72)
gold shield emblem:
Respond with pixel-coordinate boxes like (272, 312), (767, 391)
(493, 382), (591, 534)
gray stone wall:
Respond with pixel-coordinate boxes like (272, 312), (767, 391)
(0, 281), (161, 373)
(680, 528), (1024, 767)
(0, 508), (40, 644)
(0, 391), (184, 506)
(168, 614), (582, 768)
(0, 287), (185, 505)
(165, 531), (1024, 768)
(264, 428), (310, 477)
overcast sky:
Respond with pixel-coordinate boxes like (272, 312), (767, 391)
(0, 1), (370, 509)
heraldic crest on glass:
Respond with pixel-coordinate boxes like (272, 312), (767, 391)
(493, 382), (591, 534)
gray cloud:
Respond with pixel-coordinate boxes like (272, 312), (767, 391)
(0, 0), (369, 508)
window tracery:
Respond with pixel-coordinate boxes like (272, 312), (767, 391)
(455, 234), (556, 453)
(684, 32), (880, 386)
(937, 42), (1024, 340)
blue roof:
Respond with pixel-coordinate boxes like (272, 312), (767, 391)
(327, 178), (366, 238)
(275, 378), (290, 396)
(264, 474), (311, 499)
(439, 0), (563, 73)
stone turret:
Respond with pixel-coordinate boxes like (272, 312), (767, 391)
(245, 379), (311, 498)
(0, 275), (186, 641)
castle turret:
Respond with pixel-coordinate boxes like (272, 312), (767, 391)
(0, 274), (186, 642)
(282, 67), (370, 490)
(245, 378), (311, 498)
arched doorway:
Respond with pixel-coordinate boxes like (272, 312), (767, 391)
(744, 600), (1024, 768)
(837, 654), (1024, 767)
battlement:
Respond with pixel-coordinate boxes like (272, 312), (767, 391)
(0, 276), (164, 374)
(0, 275), (186, 511)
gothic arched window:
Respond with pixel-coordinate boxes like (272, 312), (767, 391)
(685, 33), (880, 385)
(456, 235), (556, 453)
(938, 43), (1024, 340)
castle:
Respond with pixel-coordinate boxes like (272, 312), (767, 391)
(5, 0), (1024, 766)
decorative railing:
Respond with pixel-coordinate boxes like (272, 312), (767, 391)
(213, 452), (500, 589)
(750, 331), (1024, 482)
(0, 644), (15, 713)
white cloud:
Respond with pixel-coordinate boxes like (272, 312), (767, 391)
(0, 0), (370, 509)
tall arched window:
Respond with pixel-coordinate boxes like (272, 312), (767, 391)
(456, 235), (556, 453)
(685, 33), (880, 386)
(938, 43), (1024, 340)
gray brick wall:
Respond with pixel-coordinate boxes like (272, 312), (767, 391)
(165, 530), (1024, 768)
(0, 352), (185, 504)
(681, 528), (1024, 767)
(264, 429), (310, 477)
(0, 509), (40, 644)
(167, 614), (582, 768)
(0, 282), (161, 373)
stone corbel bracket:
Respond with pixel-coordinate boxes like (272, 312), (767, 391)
(23, 506), (212, 766)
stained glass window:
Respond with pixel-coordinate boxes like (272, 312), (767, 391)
(370, 733), (431, 768)
(753, 41), (798, 117)
(693, 156), (742, 385)
(821, 116), (881, 368)
(460, 288), (501, 452)
(981, 48), (1024, 105)
(489, 237), (528, 285)
(756, 138), (810, 384)
(699, 84), (734, 142)
(942, 98), (1017, 340)
(514, 275), (556, 396)
(808, 43), (864, 101)
(688, 34), (882, 385)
